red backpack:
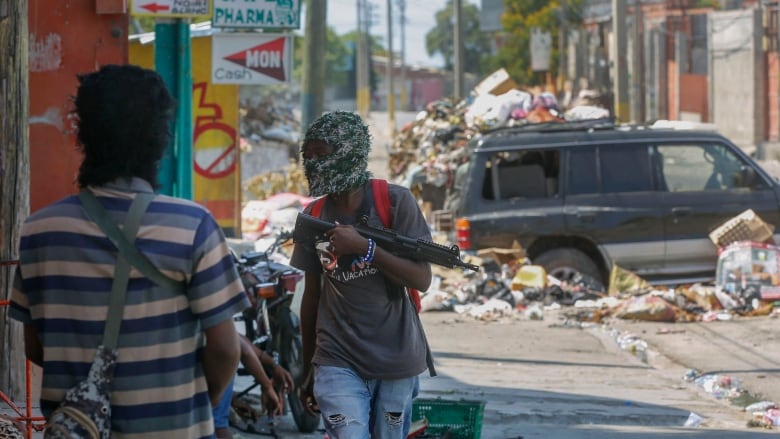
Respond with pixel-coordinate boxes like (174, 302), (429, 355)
(309, 178), (423, 312)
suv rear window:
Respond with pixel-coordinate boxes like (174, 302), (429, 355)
(480, 149), (560, 200)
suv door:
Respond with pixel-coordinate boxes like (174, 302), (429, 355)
(656, 141), (780, 277)
(563, 143), (666, 276)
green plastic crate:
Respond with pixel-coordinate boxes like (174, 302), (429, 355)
(412, 398), (485, 439)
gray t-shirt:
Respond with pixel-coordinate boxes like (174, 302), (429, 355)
(290, 182), (433, 380)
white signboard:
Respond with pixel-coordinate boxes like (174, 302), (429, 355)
(211, 33), (293, 85)
(530, 27), (552, 72)
(130, 0), (211, 18)
(213, 0), (301, 29)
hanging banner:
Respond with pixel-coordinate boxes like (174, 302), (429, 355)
(212, 0), (301, 29)
(211, 33), (293, 85)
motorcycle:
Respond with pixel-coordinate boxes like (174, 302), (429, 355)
(232, 231), (321, 434)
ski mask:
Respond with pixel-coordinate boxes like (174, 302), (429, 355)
(301, 111), (372, 197)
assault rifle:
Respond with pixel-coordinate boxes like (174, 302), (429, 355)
(293, 212), (480, 272)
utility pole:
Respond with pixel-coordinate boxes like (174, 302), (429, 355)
(612, 0), (629, 122)
(386, 0), (395, 137)
(453, 0), (464, 99)
(631, 2), (644, 123)
(397, 0), (407, 111)
(558, 0), (567, 94)
(302, 0), (327, 132)
(357, 0), (373, 117)
(0, 0), (29, 400)
(356, 0), (365, 116)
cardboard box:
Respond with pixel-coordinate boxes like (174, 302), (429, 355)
(472, 68), (519, 97)
(476, 243), (526, 266)
(709, 209), (775, 248)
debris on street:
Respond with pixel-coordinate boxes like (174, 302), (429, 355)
(233, 68), (780, 431)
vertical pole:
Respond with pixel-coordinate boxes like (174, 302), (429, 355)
(558, 0), (567, 94)
(386, 0), (395, 137)
(357, 0), (370, 117)
(154, 20), (176, 197)
(175, 19), (193, 200)
(301, 0), (327, 132)
(631, 3), (644, 123)
(398, 0), (407, 111)
(645, 28), (657, 121)
(674, 31), (687, 121)
(154, 19), (192, 198)
(0, 0), (29, 401)
(612, 0), (629, 122)
(453, 0), (464, 99)
(356, 0), (364, 115)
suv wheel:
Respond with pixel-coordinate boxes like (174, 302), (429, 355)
(534, 248), (605, 291)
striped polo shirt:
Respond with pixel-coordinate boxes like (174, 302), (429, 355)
(10, 178), (249, 439)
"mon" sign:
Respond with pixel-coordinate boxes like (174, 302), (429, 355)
(211, 33), (292, 85)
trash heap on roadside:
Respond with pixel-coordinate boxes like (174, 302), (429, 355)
(416, 208), (780, 326)
(235, 68), (777, 326)
(239, 97), (304, 202)
(243, 197), (780, 326)
(387, 68), (611, 209)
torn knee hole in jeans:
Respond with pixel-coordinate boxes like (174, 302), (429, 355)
(326, 413), (348, 427)
(384, 412), (403, 426)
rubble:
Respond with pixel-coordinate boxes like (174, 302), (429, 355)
(236, 71), (777, 330)
(386, 69), (612, 211)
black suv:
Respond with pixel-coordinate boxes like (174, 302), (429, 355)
(444, 120), (780, 289)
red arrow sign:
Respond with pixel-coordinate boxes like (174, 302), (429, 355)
(140, 2), (170, 13)
(223, 37), (287, 81)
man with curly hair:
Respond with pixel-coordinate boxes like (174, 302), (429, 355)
(290, 111), (435, 438)
(9, 64), (248, 438)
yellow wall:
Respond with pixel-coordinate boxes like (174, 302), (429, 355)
(130, 36), (241, 236)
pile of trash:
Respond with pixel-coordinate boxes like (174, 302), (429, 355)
(240, 201), (780, 324)
(415, 209), (780, 324)
(387, 68), (611, 209)
(239, 97), (303, 202)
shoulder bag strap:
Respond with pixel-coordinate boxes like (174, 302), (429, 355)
(98, 192), (153, 350)
(79, 190), (186, 294)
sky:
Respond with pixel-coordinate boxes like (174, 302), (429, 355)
(323, 0), (477, 68)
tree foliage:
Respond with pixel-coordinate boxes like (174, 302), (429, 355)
(291, 26), (351, 88)
(425, 0), (493, 75)
(498, 0), (582, 86)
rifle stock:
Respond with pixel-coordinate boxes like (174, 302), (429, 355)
(293, 212), (480, 272)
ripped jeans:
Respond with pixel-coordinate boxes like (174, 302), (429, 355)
(313, 366), (419, 439)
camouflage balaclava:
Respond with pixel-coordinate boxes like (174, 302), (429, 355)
(301, 111), (372, 197)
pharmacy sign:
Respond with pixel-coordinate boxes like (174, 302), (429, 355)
(212, 0), (301, 29)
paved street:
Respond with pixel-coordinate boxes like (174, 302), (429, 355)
(229, 308), (779, 439)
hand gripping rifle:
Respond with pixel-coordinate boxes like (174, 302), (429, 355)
(293, 212), (480, 272)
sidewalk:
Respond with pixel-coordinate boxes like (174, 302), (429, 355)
(601, 313), (780, 407)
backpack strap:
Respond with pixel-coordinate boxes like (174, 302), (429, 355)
(370, 178), (392, 228)
(369, 179), (434, 375)
(310, 196), (327, 217)
(370, 179), (423, 313)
